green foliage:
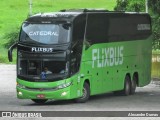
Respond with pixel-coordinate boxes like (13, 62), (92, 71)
(114, 0), (145, 12)
(0, 47), (16, 64)
(114, 0), (129, 11)
(149, 0), (160, 50)
(149, 0), (160, 14)
(128, 1), (145, 12)
(4, 28), (19, 48)
(152, 16), (160, 49)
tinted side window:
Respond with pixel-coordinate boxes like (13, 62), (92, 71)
(85, 13), (151, 44)
(107, 14), (152, 42)
(86, 14), (108, 44)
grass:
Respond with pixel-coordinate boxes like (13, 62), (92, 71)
(0, 0), (116, 63)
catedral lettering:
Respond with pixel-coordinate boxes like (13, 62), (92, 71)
(8, 9), (152, 104)
(29, 31), (59, 36)
(137, 24), (151, 31)
(92, 46), (123, 68)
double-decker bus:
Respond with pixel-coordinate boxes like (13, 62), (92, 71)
(8, 9), (152, 104)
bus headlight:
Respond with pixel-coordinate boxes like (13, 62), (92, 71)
(57, 82), (72, 89)
(18, 91), (23, 96)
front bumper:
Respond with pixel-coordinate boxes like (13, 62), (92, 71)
(17, 86), (71, 100)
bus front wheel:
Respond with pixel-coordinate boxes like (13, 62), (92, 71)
(31, 99), (48, 104)
(75, 82), (90, 103)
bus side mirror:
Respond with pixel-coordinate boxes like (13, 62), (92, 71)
(62, 23), (71, 30)
(8, 42), (17, 62)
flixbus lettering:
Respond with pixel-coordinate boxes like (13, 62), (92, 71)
(92, 46), (123, 68)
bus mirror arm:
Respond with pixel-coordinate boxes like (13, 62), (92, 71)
(8, 42), (17, 62)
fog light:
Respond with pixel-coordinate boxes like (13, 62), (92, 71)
(18, 92), (23, 96)
(61, 92), (67, 96)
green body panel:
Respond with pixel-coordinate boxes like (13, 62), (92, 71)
(17, 38), (152, 100)
(80, 39), (152, 95)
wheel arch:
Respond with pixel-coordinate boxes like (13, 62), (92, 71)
(84, 79), (90, 86)
(126, 73), (131, 81)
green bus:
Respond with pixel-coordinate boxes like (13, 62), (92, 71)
(8, 9), (152, 104)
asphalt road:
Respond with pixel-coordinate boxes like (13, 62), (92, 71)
(0, 64), (160, 119)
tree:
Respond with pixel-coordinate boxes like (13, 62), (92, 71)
(148, 0), (160, 14)
(148, 0), (160, 49)
(114, 0), (145, 12)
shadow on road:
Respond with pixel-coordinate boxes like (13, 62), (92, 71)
(24, 92), (130, 106)
(19, 81), (160, 106)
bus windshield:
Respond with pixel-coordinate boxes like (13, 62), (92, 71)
(20, 23), (71, 45)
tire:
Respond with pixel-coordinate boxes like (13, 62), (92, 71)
(31, 99), (48, 104)
(121, 75), (131, 96)
(75, 82), (90, 103)
(130, 75), (137, 95)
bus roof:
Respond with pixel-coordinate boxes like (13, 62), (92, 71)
(26, 12), (83, 23)
(25, 9), (150, 23)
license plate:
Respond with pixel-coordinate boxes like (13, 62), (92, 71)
(37, 94), (45, 98)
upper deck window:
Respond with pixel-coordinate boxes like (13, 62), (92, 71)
(20, 23), (71, 45)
